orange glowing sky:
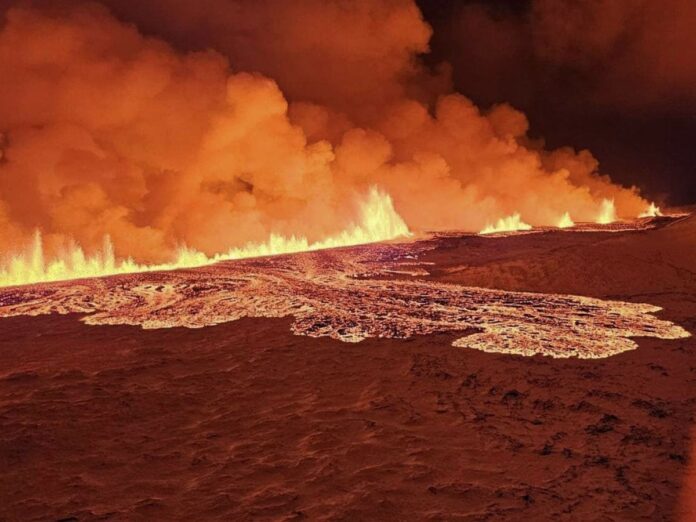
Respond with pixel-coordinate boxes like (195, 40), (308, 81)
(0, 0), (667, 274)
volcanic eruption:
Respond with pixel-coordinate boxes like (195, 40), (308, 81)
(1, 1), (695, 521)
(0, 0), (657, 285)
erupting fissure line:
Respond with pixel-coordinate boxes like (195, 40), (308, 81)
(0, 235), (689, 359)
(0, 187), (410, 288)
(476, 202), (671, 237)
(0, 2), (672, 276)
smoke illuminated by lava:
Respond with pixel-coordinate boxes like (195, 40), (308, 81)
(0, 187), (409, 286)
(0, 1), (651, 280)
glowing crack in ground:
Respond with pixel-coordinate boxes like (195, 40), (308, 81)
(0, 241), (689, 359)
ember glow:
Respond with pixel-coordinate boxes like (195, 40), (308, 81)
(0, 187), (409, 287)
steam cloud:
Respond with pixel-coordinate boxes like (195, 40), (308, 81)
(0, 0), (648, 264)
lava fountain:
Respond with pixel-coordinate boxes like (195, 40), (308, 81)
(0, 187), (410, 288)
(480, 213), (532, 235)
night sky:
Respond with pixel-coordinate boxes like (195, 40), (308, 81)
(418, 0), (696, 205)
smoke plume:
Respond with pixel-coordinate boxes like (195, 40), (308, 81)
(0, 0), (648, 264)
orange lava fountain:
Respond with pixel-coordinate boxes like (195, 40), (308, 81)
(596, 198), (617, 224)
(557, 212), (575, 229)
(0, 187), (410, 288)
(479, 213), (532, 235)
(640, 202), (663, 218)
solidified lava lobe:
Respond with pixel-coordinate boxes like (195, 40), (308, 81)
(0, 241), (689, 359)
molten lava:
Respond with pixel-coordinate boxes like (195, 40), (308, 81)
(640, 202), (663, 218)
(0, 236), (689, 359)
(480, 213), (532, 235)
(0, 187), (409, 288)
(557, 212), (575, 229)
(596, 199), (618, 224)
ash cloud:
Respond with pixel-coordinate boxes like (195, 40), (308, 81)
(0, 0), (647, 263)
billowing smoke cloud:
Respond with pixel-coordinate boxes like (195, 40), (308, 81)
(98, 0), (449, 123)
(0, 0), (647, 264)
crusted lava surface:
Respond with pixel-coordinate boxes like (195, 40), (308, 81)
(1, 215), (696, 520)
(0, 219), (689, 359)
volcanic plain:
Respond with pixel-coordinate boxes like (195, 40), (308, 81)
(1, 215), (695, 521)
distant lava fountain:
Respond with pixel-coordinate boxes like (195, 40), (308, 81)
(640, 202), (663, 218)
(596, 198), (617, 224)
(480, 213), (532, 235)
(557, 212), (575, 229)
(0, 187), (410, 288)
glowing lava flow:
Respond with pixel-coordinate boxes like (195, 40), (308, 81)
(596, 198), (617, 224)
(557, 212), (575, 229)
(480, 213), (532, 235)
(640, 202), (663, 218)
(0, 240), (689, 359)
(0, 187), (410, 288)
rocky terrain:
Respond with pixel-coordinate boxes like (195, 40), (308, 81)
(1, 215), (695, 520)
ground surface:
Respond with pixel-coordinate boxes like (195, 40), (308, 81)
(1, 216), (695, 521)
